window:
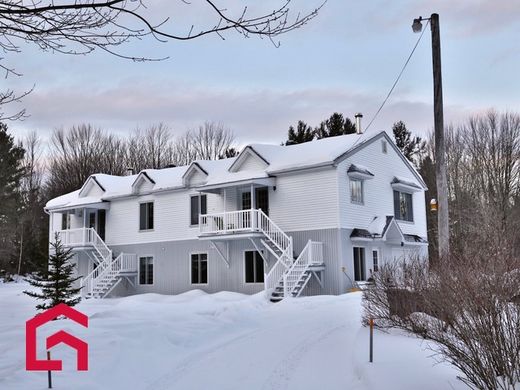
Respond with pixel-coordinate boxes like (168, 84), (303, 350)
(382, 140), (388, 154)
(61, 212), (71, 230)
(353, 247), (366, 281)
(190, 195), (207, 226)
(139, 256), (153, 285)
(244, 251), (264, 283)
(393, 190), (414, 222)
(139, 202), (154, 230)
(350, 179), (363, 204)
(372, 250), (379, 272)
(191, 253), (208, 284)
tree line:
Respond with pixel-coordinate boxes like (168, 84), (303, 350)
(0, 121), (236, 277)
(2, 110), (520, 277)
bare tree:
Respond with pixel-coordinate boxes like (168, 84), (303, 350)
(0, 1), (324, 120)
(363, 245), (520, 390)
(46, 124), (127, 198)
(126, 123), (175, 171)
(172, 122), (235, 164)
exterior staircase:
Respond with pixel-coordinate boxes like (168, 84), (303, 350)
(256, 210), (324, 302)
(58, 228), (137, 299)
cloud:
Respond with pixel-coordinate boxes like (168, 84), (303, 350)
(10, 79), (476, 146)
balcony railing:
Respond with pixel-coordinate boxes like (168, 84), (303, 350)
(199, 209), (260, 235)
(56, 228), (98, 247)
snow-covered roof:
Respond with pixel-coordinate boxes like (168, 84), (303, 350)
(46, 130), (424, 211)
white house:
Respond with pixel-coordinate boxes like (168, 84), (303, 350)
(45, 130), (428, 301)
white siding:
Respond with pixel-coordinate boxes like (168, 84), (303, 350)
(105, 190), (222, 245)
(337, 137), (427, 238)
(234, 151), (268, 172)
(187, 170), (207, 186)
(269, 167), (339, 231)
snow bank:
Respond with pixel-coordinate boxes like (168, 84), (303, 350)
(0, 282), (466, 390)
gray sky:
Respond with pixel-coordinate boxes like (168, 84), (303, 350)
(5, 0), (520, 145)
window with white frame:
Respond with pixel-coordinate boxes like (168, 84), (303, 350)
(139, 256), (153, 285)
(139, 202), (154, 230)
(244, 251), (264, 283)
(61, 212), (71, 230)
(191, 253), (208, 284)
(372, 250), (379, 272)
(393, 190), (414, 222)
(190, 195), (207, 226)
(350, 179), (364, 204)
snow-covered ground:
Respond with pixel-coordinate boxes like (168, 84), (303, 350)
(0, 281), (466, 390)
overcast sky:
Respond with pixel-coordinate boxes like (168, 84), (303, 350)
(5, 0), (520, 146)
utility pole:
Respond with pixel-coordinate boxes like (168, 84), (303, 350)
(413, 13), (450, 259)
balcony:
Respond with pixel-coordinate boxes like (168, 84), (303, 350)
(199, 209), (262, 237)
(56, 228), (101, 248)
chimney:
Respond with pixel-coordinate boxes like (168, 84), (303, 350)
(125, 167), (134, 176)
(355, 113), (363, 134)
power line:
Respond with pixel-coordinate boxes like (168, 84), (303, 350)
(364, 19), (430, 133)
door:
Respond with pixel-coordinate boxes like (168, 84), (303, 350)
(97, 210), (106, 241)
(353, 247), (366, 281)
(241, 187), (269, 215)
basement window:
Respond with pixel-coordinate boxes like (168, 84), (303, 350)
(191, 253), (208, 284)
(139, 256), (154, 285)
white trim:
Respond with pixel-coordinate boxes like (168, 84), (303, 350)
(349, 177), (364, 205)
(189, 252), (209, 285)
(371, 248), (380, 273)
(137, 255), (155, 286)
(189, 193), (207, 227)
(138, 200), (155, 232)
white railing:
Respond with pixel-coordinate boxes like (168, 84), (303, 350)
(199, 210), (293, 264)
(80, 253), (137, 298)
(120, 253), (137, 273)
(267, 240), (324, 299)
(265, 259), (287, 295)
(57, 228), (111, 262)
(199, 209), (258, 234)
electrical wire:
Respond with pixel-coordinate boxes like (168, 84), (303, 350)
(364, 19), (430, 133)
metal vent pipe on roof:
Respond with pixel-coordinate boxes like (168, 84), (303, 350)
(355, 113), (363, 134)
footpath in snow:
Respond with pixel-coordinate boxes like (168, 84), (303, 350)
(0, 281), (466, 390)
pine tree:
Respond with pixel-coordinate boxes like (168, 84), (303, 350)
(315, 113), (356, 139)
(0, 122), (25, 275)
(285, 120), (314, 145)
(24, 235), (82, 310)
(392, 121), (426, 164)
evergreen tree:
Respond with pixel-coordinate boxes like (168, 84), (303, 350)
(392, 121), (426, 164)
(285, 120), (314, 145)
(24, 235), (81, 310)
(0, 122), (25, 275)
(315, 113), (356, 139)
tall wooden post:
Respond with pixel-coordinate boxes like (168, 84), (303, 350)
(430, 13), (450, 258)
